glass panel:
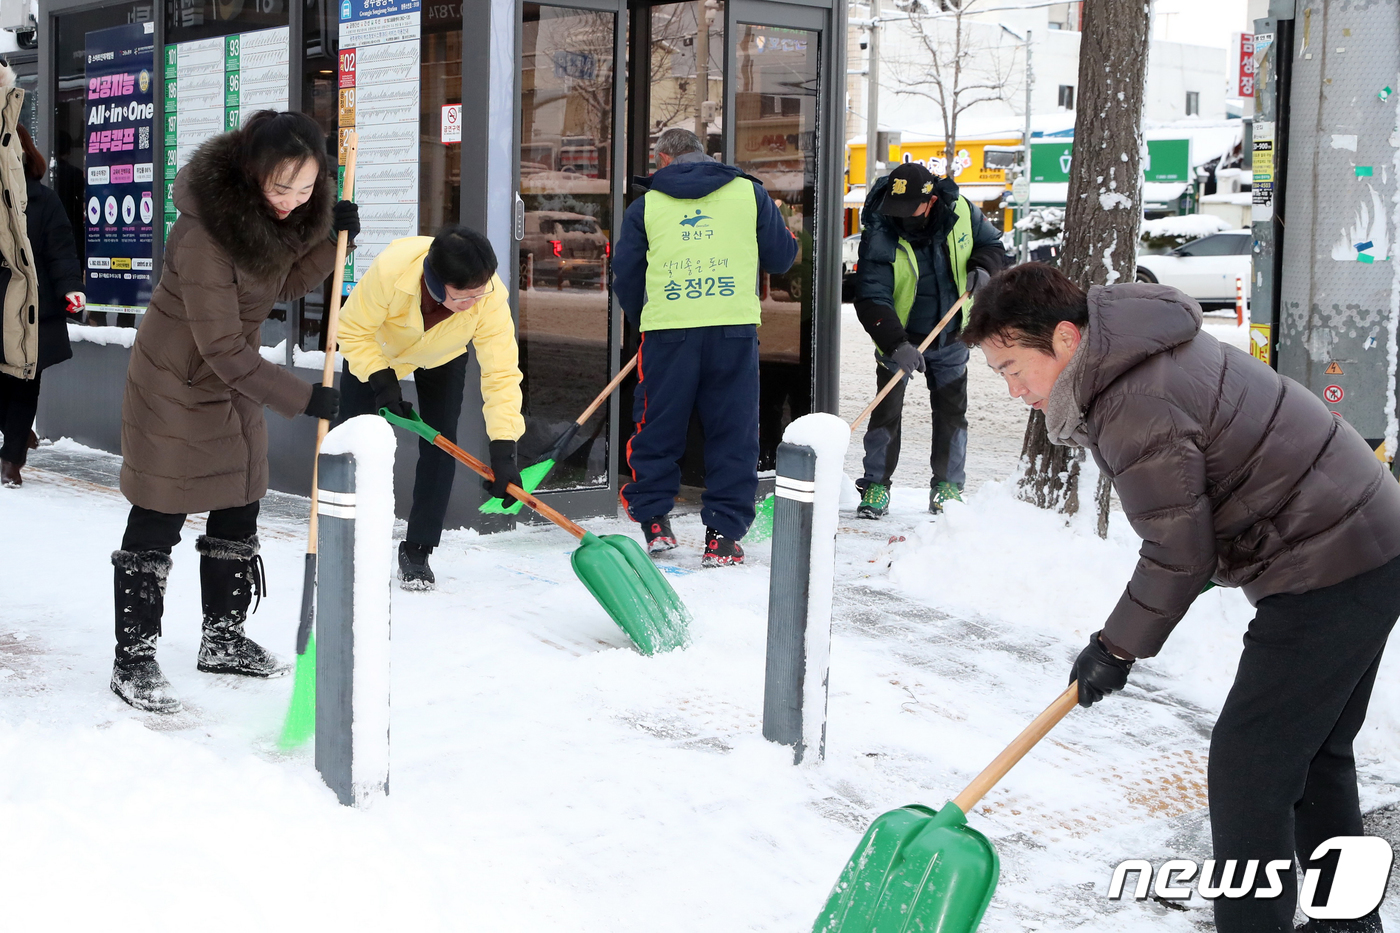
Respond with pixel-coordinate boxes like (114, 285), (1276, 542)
(420, 8), (462, 234)
(1178, 234), (1237, 257)
(518, 4), (616, 491)
(734, 23), (818, 469)
(165, 0), (289, 46)
(646, 2), (724, 165)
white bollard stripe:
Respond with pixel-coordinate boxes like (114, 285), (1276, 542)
(776, 487), (816, 502)
(318, 489), (357, 507)
(776, 477), (817, 493)
(318, 501), (357, 520)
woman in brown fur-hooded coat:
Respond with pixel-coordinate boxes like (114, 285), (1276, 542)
(110, 110), (356, 715)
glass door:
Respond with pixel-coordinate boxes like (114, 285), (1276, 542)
(516, 3), (620, 494)
(729, 7), (822, 469)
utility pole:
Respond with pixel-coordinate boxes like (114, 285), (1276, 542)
(695, 0), (709, 143)
(864, 0), (880, 189)
(1021, 28), (1032, 263)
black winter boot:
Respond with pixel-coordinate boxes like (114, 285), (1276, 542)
(195, 534), (289, 677)
(110, 549), (181, 713)
(398, 541), (435, 590)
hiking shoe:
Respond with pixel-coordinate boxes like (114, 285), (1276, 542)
(703, 527), (744, 567)
(111, 659), (182, 714)
(640, 516), (678, 554)
(398, 541), (436, 591)
(856, 482), (890, 519)
(929, 481), (964, 514)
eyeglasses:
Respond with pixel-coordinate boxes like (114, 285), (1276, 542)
(443, 279), (496, 306)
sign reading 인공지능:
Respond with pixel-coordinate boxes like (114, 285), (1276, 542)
(84, 22), (156, 315)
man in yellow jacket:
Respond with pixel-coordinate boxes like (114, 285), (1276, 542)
(337, 224), (525, 589)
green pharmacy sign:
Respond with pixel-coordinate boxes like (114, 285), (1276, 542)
(1030, 139), (1192, 183)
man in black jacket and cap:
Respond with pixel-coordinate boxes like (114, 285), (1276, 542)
(851, 161), (1006, 518)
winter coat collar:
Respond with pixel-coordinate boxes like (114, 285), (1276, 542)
(175, 130), (334, 280)
(1045, 336), (1089, 447)
(1075, 283), (1203, 400)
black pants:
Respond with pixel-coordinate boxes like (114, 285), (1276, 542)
(0, 370), (41, 465)
(121, 501), (261, 554)
(1209, 552), (1400, 933)
(859, 337), (969, 488)
(337, 356), (467, 548)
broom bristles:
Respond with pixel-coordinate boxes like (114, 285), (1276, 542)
(278, 634), (316, 750)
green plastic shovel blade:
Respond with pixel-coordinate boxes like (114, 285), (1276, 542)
(278, 633), (317, 750)
(813, 802), (999, 933)
(744, 493), (775, 543)
(480, 458), (556, 515)
(570, 532), (691, 655)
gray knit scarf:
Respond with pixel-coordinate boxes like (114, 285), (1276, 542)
(1044, 336), (1089, 447)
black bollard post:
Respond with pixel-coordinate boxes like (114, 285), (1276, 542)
(763, 441), (820, 764)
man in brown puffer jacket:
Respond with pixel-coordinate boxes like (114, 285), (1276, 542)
(964, 263), (1400, 933)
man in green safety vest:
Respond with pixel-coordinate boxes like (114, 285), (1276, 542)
(851, 161), (1007, 518)
(612, 128), (798, 566)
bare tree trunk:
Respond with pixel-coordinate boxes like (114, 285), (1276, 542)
(1018, 0), (1151, 535)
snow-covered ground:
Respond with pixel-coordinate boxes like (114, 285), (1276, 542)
(4, 313), (1398, 932)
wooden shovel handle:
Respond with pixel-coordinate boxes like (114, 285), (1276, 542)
(951, 682), (1079, 814)
(431, 435), (588, 541)
(307, 132), (359, 554)
(849, 290), (971, 434)
(574, 353), (638, 426)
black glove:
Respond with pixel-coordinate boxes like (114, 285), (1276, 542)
(367, 368), (413, 418)
(1069, 631), (1134, 708)
(305, 385), (340, 421)
(483, 440), (523, 506)
(889, 341), (927, 376)
(331, 200), (360, 244)
(967, 267), (991, 295)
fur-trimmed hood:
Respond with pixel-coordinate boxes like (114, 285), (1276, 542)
(174, 129), (334, 280)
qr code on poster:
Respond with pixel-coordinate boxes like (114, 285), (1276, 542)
(138, 125), (150, 150)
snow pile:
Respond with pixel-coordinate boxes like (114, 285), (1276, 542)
(321, 415), (397, 804)
(1139, 214), (1230, 241)
(782, 413), (851, 757)
(67, 321), (138, 348)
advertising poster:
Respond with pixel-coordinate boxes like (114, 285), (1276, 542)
(163, 27), (289, 236)
(339, 0), (421, 288)
(84, 22), (156, 315)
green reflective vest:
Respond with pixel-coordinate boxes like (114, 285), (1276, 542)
(889, 196), (975, 335)
(641, 176), (761, 332)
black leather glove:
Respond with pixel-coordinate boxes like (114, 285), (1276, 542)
(1069, 631), (1134, 708)
(367, 368), (413, 418)
(889, 341), (927, 376)
(483, 440), (523, 506)
(967, 267), (991, 295)
(305, 385), (340, 421)
(332, 200), (360, 244)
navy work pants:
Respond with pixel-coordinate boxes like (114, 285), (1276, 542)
(621, 324), (759, 540)
(337, 356), (468, 548)
(860, 337), (968, 488)
(1209, 553), (1400, 932)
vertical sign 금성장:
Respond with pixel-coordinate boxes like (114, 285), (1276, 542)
(84, 22), (156, 314)
(338, 0), (421, 293)
(163, 27), (289, 236)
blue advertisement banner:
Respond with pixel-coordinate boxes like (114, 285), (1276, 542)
(84, 22), (156, 314)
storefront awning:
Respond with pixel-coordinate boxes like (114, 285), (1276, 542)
(955, 184), (1008, 204)
(844, 185), (866, 207)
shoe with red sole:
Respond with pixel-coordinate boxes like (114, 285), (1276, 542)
(640, 516), (678, 554)
(703, 527), (744, 567)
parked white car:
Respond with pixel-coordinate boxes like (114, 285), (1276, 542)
(1136, 230), (1252, 307)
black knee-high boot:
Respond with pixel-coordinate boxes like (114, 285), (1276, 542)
(195, 534), (288, 677)
(110, 549), (181, 713)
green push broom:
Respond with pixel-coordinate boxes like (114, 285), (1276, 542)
(481, 352), (638, 515)
(280, 131), (358, 751)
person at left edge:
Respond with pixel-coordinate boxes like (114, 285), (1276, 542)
(335, 225), (525, 591)
(113, 111), (357, 714)
(612, 127), (798, 567)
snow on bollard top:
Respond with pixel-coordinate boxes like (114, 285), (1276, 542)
(320, 414), (396, 802)
(781, 413), (849, 760)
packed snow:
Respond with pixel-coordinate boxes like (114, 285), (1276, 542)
(3, 312), (1397, 932)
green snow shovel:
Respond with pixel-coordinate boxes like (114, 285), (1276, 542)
(382, 407), (690, 655)
(481, 353), (638, 515)
(813, 682), (1079, 933)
